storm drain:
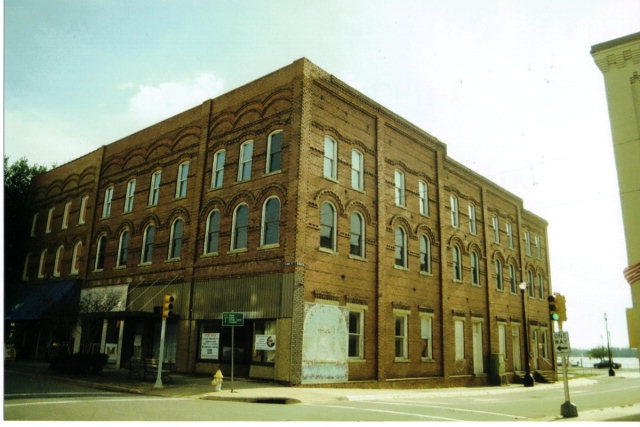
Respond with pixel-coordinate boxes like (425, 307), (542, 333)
(202, 395), (300, 404)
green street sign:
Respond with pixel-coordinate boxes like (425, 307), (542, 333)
(222, 312), (244, 326)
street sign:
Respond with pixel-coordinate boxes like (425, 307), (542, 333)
(553, 331), (571, 354)
(222, 312), (244, 326)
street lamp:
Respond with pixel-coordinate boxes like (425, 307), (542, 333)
(519, 282), (535, 387)
(604, 313), (615, 377)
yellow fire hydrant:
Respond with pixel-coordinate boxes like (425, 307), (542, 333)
(211, 369), (223, 392)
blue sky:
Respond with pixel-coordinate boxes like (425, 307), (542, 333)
(4, 0), (640, 349)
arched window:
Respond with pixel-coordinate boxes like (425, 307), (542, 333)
(350, 212), (364, 258)
(238, 141), (253, 181)
(149, 170), (162, 206)
(22, 253), (31, 281)
(231, 204), (249, 250)
(471, 251), (480, 285)
(495, 259), (504, 290)
(117, 229), (130, 267)
(211, 150), (225, 189)
(142, 224), (155, 263)
(175, 161), (189, 198)
(267, 130), (283, 173)
(509, 264), (517, 293)
(537, 273), (545, 299)
(395, 227), (407, 268)
(95, 235), (106, 271)
(420, 235), (431, 273)
(38, 249), (48, 278)
(261, 197), (280, 246)
(452, 245), (462, 281)
(323, 136), (337, 180)
(71, 241), (82, 274)
(351, 150), (364, 190)
(169, 219), (184, 259)
(320, 202), (336, 250)
(204, 211), (221, 254)
(527, 270), (535, 297)
(54, 245), (64, 277)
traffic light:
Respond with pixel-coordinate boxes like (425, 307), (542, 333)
(547, 295), (559, 321)
(554, 293), (567, 322)
(162, 295), (174, 319)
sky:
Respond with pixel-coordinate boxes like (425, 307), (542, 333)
(3, 0), (639, 350)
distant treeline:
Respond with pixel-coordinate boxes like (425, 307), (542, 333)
(570, 347), (637, 358)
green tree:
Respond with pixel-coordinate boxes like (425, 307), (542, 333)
(587, 346), (608, 361)
(4, 156), (49, 282)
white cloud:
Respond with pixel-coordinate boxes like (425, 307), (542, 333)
(127, 73), (225, 125)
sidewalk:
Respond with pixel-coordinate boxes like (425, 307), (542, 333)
(5, 361), (640, 421)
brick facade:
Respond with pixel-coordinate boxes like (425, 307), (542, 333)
(21, 58), (554, 386)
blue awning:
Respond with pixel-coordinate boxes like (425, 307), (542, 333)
(4, 280), (81, 321)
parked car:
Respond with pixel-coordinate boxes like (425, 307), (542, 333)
(593, 360), (621, 369)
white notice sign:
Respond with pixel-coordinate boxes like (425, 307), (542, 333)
(553, 331), (571, 354)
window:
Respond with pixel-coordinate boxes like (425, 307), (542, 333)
(509, 264), (517, 293)
(420, 235), (431, 274)
(22, 253), (31, 281)
(231, 205), (249, 251)
(495, 259), (504, 291)
(351, 150), (364, 190)
(527, 270), (535, 297)
(141, 224), (156, 263)
(267, 130), (283, 173)
(534, 235), (541, 259)
(62, 201), (71, 229)
(323, 136), (337, 180)
(53, 245), (64, 277)
(452, 245), (462, 281)
(211, 150), (226, 189)
(46, 207), (54, 233)
(394, 313), (408, 359)
(471, 251), (480, 285)
(124, 179), (136, 213)
(204, 211), (220, 254)
(506, 222), (513, 249)
(492, 216), (500, 243)
(238, 141), (253, 181)
(30, 213), (38, 236)
(149, 171), (162, 206)
(38, 249), (47, 278)
(394, 227), (407, 268)
(261, 197), (280, 246)
(95, 235), (106, 270)
(537, 273), (545, 299)
(349, 212), (364, 258)
(348, 310), (364, 359)
(71, 241), (82, 275)
(450, 195), (459, 228)
(169, 218), (184, 259)
(176, 162), (189, 198)
(468, 204), (477, 234)
(394, 170), (405, 206)
(102, 187), (113, 218)
(320, 202), (336, 251)
(419, 181), (428, 215)
(524, 231), (531, 256)
(455, 319), (465, 361)
(420, 314), (433, 360)
(117, 230), (130, 267)
(79, 196), (88, 225)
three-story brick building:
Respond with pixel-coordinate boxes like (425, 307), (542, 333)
(14, 58), (554, 386)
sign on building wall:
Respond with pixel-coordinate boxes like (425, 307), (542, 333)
(255, 334), (276, 350)
(301, 303), (349, 384)
(200, 332), (220, 359)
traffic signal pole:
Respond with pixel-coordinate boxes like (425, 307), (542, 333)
(154, 317), (167, 388)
